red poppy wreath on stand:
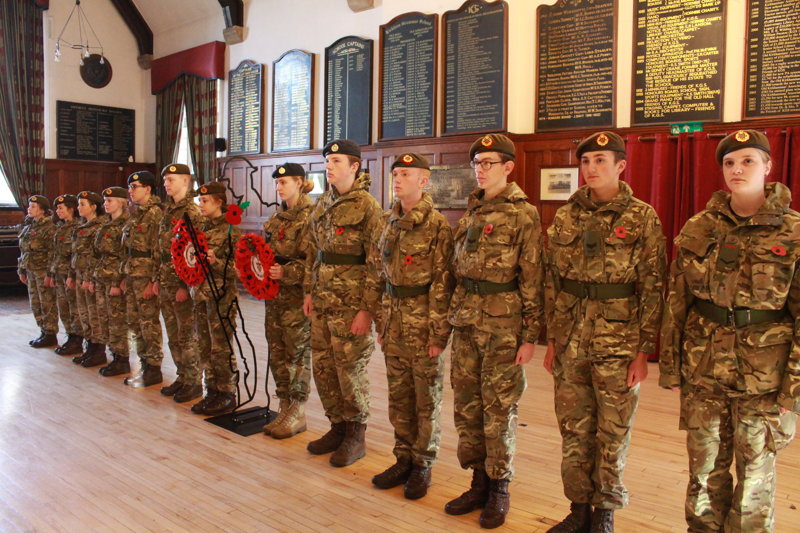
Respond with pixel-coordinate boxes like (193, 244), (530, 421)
(235, 233), (279, 300)
(171, 219), (209, 287)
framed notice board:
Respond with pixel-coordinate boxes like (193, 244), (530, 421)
(272, 49), (315, 152)
(56, 100), (134, 162)
(228, 60), (265, 155)
(325, 36), (373, 146)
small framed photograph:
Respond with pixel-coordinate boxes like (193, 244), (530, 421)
(306, 170), (327, 198)
(540, 167), (579, 201)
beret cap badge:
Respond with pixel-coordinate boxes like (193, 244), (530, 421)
(278, 167), (286, 174)
(57, 196), (63, 202)
(735, 130), (750, 143)
(169, 165), (176, 172)
(81, 192), (89, 198)
(331, 143), (339, 152)
(132, 174), (139, 181)
(105, 188), (111, 195)
(597, 133), (609, 146)
(402, 154), (414, 164)
(481, 136), (494, 147)
(200, 186), (208, 194)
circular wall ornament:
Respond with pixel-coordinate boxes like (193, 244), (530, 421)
(80, 54), (112, 89)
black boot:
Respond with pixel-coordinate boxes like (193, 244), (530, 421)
(307, 422), (346, 455)
(479, 479), (510, 529)
(99, 353), (131, 377)
(548, 502), (592, 533)
(372, 458), (412, 489)
(72, 339), (91, 365)
(203, 391), (236, 416)
(80, 343), (107, 367)
(444, 469), (490, 515)
(160, 379), (183, 396)
(590, 509), (613, 533)
(31, 332), (58, 348)
(56, 334), (84, 355)
(29, 332), (44, 346)
(404, 466), (432, 500)
(330, 422), (366, 467)
(173, 383), (203, 403)
(124, 362), (162, 388)
(191, 389), (219, 414)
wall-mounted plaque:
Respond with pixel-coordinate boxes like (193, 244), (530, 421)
(325, 36), (373, 146)
(744, 0), (800, 119)
(272, 50), (314, 152)
(425, 164), (475, 209)
(56, 100), (134, 162)
(228, 60), (265, 155)
(536, 0), (616, 131)
(443, 0), (508, 136)
(632, 0), (725, 125)
(379, 12), (438, 141)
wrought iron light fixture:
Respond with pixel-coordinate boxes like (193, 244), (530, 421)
(53, 0), (104, 66)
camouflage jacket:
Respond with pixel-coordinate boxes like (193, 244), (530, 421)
(93, 211), (130, 285)
(195, 214), (243, 301)
(71, 216), (105, 280)
(49, 218), (79, 277)
(158, 195), (201, 288)
(545, 181), (666, 357)
(305, 172), (384, 313)
(121, 196), (163, 280)
(448, 182), (544, 342)
(263, 193), (313, 303)
(377, 193), (455, 350)
(18, 216), (55, 274)
(660, 183), (800, 412)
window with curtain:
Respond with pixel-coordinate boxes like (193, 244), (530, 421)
(0, 163), (17, 207)
(174, 105), (196, 175)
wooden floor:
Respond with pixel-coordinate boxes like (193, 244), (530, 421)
(1, 288), (800, 533)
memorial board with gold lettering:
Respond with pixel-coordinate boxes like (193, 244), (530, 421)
(228, 60), (265, 155)
(325, 36), (373, 146)
(272, 49), (314, 153)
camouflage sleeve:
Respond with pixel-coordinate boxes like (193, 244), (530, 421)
(635, 209), (667, 355)
(47, 228), (58, 276)
(519, 205), (545, 343)
(146, 207), (164, 282)
(303, 206), (320, 297)
(659, 252), (691, 389)
(778, 263), (800, 412)
(543, 208), (567, 340)
(372, 212), (391, 334)
(360, 200), (385, 316)
(282, 219), (310, 286)
(428, 218), (455, 349)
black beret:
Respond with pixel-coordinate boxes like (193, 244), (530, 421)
(576, 131), (626, 158)
(469, 134), (515, 161)
(322, 139), (361, 158)
(127, 170), (157, 188)
(28, 195), (50, 210)
(715, 130), (770, 164)
(53, 194), (78, 209)
(161, 163), (192, 176)
(77, 191), (103, 205)
(102, 186), (128, 199)
(272, 163), (306, 179)
(391, 153), (430, 171)
(197, 182), (227, 196)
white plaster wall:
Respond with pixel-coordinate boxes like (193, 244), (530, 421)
(43, 0), (156, 162)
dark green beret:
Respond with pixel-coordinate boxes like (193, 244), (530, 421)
(53, 194), (78, 209)
(102, 186), (128, 199)
(127, 170), (156, 188)
(391, 153), (430, 170)
(272, 163), (306, 179)
(197, 181), (227, 196)
(469, 134), (515, 161)
(161, 163), (192, 176)
(322, 139), (360, 158)
(576, 131), (626, 158)
(77, 191), (103, 205)
(715, 130), (770, 164)
(28, 195), (50, 210)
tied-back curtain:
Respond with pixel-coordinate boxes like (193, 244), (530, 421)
(183, 76), (217, 185)
(0, 0), (44, 207)
(155, 76), (185, 180)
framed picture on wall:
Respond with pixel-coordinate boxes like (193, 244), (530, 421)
(540, 167), (579, 201)
(306, 171), (327, 199)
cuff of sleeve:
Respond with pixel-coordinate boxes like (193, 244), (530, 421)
(659, 373), (681, 389)
(638, 341), (656, 355)
(777, 393), (800, 413)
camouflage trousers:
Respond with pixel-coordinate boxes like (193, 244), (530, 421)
(55, 273), (80, 336)
(26, 269), (58, 334)
(265, 295), (311, 402)
(451, 325), (525, 481)
(311, 307), (373, 424)
(681, 386), (797, 533)
(383, 324), (444, 468)
(74, 272), (98, 342)
(125, 276), (163, 365)
(196, 290), (238, 393)
(94, 280), (129, 355)
(160, 284), (201, 386)
(553, 355), (639, 509)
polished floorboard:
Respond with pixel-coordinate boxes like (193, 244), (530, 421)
(1, 288), (799, 532)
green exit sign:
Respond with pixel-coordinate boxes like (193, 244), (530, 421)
(670, 122), (704, 134)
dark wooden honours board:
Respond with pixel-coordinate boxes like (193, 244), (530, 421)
(379, 12), (438, 141)
(744, 0), (800, 119)
(443, 0), (508, 136)
(272, 49), (314, 152)
(536, 0), (616, 131)
(56, 100), (134, 162)
(632, 0), (725, 125)
(228, 60), (265, 155)
(325, 36), (373, 146)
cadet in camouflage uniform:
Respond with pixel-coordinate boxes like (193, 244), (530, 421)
(121, 171), (165, 388)
(303, 139), (384, 467)
(155, 163), (203, 403)
(18, 195), (58, 347)
(71, 191), (106, 365)
(445, 134), (544, 529)
(372, 153), (454, 500)
(89, 187), (131, 373)
(544, 132), (666, 533)
(262, 163), (313, 439)
(660, 130), (800, 533)
(48, 194), (83, 355)
(191, 182), (243, 416)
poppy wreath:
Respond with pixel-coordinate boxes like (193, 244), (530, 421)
(235, 233), (279, 300)
(171, 219), (209, 287)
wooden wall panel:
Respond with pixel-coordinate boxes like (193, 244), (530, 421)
(44, 159), (157, 200)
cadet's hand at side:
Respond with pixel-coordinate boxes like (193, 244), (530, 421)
(302, 294), (312, 317)
(429, 345), (443, 358)
(143, 281), (155, 300)
(19, 273), (27, 285)
(627, 352), (649, 387)
(350, 310), (372, 335)
(515, 342), (535, 365)
(543, 341), (556, 374)
(109, 286), (122, 297)
(269, 264), (283, 280)
(175, 287), (189, 302)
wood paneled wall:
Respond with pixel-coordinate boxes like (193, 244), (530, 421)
(44, 159), (157, 201)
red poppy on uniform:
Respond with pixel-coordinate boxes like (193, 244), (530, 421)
(484, 224), (493, 234)
(278, 227), (285, 239)
(404, 254), (413, 265)
(78, 231), (85, 236)
(615, 226), (627, 238)
(336, 226), (345, 235)
(772, 245), (787, 257)
(105, 233), (110, 238)
(59, 237), (64, 241)
(137, 225), (142, 231)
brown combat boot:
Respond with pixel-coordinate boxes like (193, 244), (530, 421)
(263, 399), (290, 435)
(160, 379), (183, 396)
(80, 343), (107, 367)
(173, 383), (203, 403)
(479, 479), (510, 529)
(124, 362), (162, 388)
(330, 422), (366, 467)
(404, 465), (432, 500)
(372, 457), (412, 489)
(590, 508), (613, 533)
(307, 422), (346, 455)
(271, 401), (307, 439)
(191, 389), (218, 414)
(204, 391), (236, 416)
(444, 469), (490, 515)
(99, 353), (130, 377)
(548, 502), (592, 533)
(56, 334), (84, 355)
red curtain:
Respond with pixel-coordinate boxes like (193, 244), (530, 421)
(184, 76), (218, 185)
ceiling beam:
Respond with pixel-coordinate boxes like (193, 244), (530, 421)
(108, 0), (153, 69)
(218, 0), (245, 44)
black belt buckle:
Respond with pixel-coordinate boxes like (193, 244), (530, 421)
(727, 308), (736, 326)
(585, 283), (598, 299)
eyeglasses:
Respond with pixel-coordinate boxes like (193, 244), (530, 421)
(127, 184), (143, 190)
(469, 160), (504, 170)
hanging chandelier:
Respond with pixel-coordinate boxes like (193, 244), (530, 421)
(53, 0), (105, 65)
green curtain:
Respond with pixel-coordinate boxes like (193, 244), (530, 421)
(155, 76), (185, 181)
(183, 76), (218, 185)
